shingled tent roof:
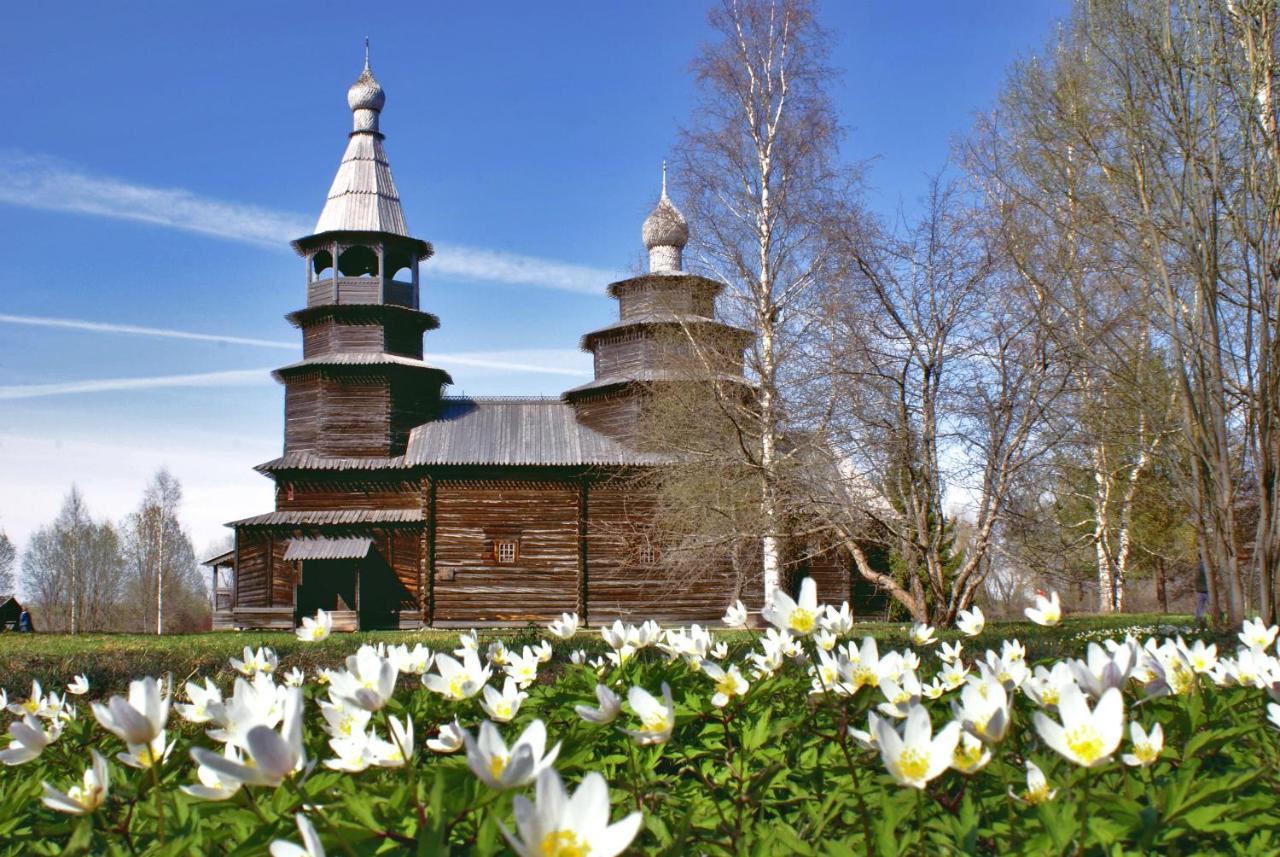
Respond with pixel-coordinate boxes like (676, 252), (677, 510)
(405, 397), (663, 466)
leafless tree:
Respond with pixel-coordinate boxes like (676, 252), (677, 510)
(121, 469), (207, 634)
(810, 175), (1071, 623)
(0, 526), (15, 596)
(20, 487), (124, 632)
(673, 0), (860, 604)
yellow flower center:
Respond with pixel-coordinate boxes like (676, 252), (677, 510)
(1026, 782), (1050, 804)
(1064, 725), (1105, 764)
(897, 747), (930, 781)
(1041, 688), (1059, 706)
(22, 699), (38, 713)
(641, 711), (672, 732)
(853, 666), (877, 689)
(539, 829), (588, 857)
(448, 675), (467, 699)
(1133, 742), (1158, 764)
(488, 754), (508, 780)
(494, 702), (512, 718)
(954, 741), (983, 768)
(789, 608), (816, 634)
(716, 674), (739, 698)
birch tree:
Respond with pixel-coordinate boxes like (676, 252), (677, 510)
(20, 487), (124, 632)
(674, 0), (856, 603)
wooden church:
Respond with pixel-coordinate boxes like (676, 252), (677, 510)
(208, 57), (856, 630)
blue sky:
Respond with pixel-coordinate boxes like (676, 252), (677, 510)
(0, 1), (1067, 555)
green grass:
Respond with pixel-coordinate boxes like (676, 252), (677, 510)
(0, 612), (1207, 695)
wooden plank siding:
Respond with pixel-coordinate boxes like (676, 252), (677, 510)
(432, 480), (579, 623)
(584, 487), (763, 624)
(277, 479), (421, 511)
(234, 534), (271, 607)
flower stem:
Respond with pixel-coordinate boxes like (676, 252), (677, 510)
(1076, 768), (1091, 856)
(150, 761), (165, 844)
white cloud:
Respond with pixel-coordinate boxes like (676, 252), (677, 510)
(0, 152), (620, 292)
(0, 313), (298, 350)
(0, 368), (273, 400)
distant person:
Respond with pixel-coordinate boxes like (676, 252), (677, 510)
(1194, 563), (1210, 624)
(17, 607), (32, 633)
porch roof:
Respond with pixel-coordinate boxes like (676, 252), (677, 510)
(283, 537), (374, 561)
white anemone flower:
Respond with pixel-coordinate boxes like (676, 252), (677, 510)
(722, 600), (749, 628)
(230, 646), (278, 676)
(1069, 641), (1138, 700)
(206, 674), (284, 747)
(1033, 683), (1124, 768)
(1268, 702), (1280, 732)
(181, 743), (245, 801)
(938, 641), (963, 664)
(872, 704), (961, 789)
(1121, 721), (1163, 767)
(464, 719), (561, 790)
(1178, 638), (1219, 675)
(1022, 663), (1075, 708)
(427, 720), (466, 754)
(190, 687), (305, 788)
(91, 675), (170, 746)
(814, 629), (839, 653)
(600, 620), (634, 651)
(317, 699), (371, 741)
(548, 612), (580, 640)
(389, 643), (434, 676)
(270, 812), (325, 857)
(624, 683), (676, 746)
(575, 684), (622, 725)
(370, 715), (414, 767)
(950, 732), (992, 774)
(66, 675), (90, 696)
(455, 630), (480, 655)
(117, 730), (175, 770)
(505, 648), (541, 688)
(1025, 592), (1062, 626)
(1240, 617), (1279, 652)
(0, 715), (61, 765)
(8, 680), (48, 718)
(481, 677), (529, 723)
(951, 676), (1011, 745)
(423, 650), (491, 701)
(876, 672), (924, 719)
(533, 640), (554, 663)
(701, 661), (749, 707)
(910, 623), (937, 647)
(500, 768), (643, 857)
(821, 602), (854, 636)
(761, 577), (821, 637)
(1009, 760), (1056, 805)
(41, 749), (109, 815)
(282, 668), (306, 688)
(955, 606), (985, 637)
(295, 609), (332, 642)
(332, 646), (398, 712)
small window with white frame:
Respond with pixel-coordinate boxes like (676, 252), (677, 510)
(637, 541), (656, 565)
(495, 539), (519, 565)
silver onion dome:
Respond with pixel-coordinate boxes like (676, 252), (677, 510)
(642, 163), (688, 272)
(347, 41), (385, 132)
(347, 67), (385, 113)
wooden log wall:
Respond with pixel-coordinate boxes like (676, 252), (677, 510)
(573, 394), (642, 444)
(234, 533), (271, 607)
(278, 479), (420, 511)
(303, 318), (384, 357)
(585, 487), (763, 624)
(318, 376), (391, 457)
(432, 480), (579, 623)
(617, 278), (716, 319)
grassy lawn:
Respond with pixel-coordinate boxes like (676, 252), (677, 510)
(0, 612), (1204, 694)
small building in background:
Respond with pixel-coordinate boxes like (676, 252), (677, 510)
(0, 595), (25, 631)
